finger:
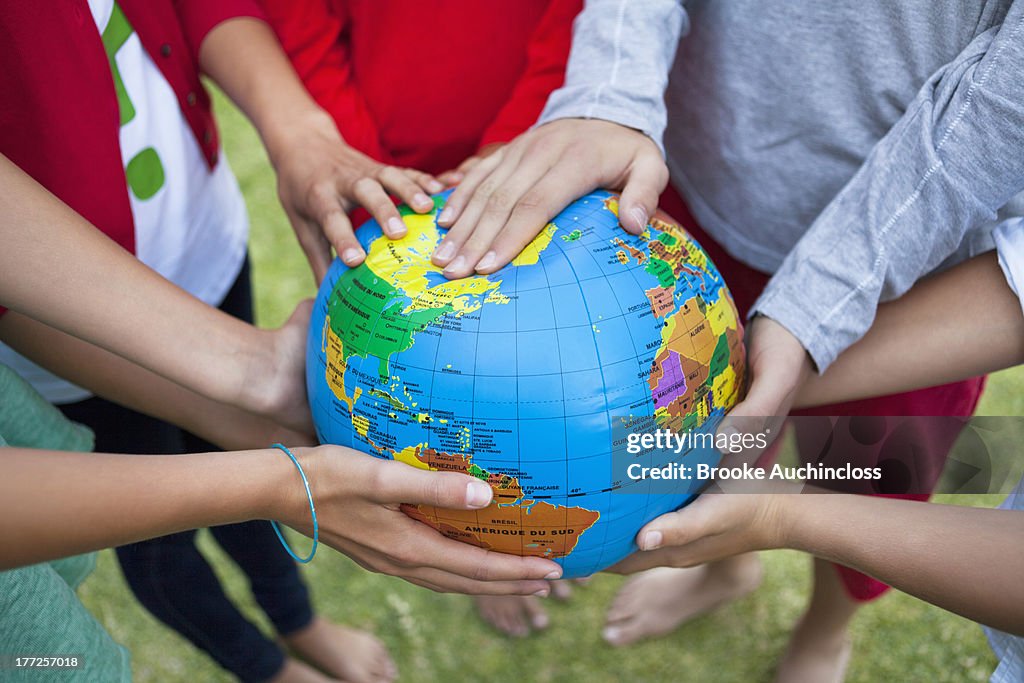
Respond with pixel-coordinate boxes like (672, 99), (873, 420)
(444, 149), (568, 278)
(383, 512), (563, 582)
(307, 186), (365, 267)
(618, 153), (669, 235)
(337, 531), (560, 591)
(377, 166), (434, 213)
(401, 565), (553, 596)
(351, 177), (407, 239)
(435, 148), (506, 228)
(432, 154), (523, 270)
(634, 502), (712, 551)
(283, 298), (314, 332)
(288, 212), (332, 283)
(605, 551), (664, 575)
(473, 162), (593, 275)
(406, 168), (444, 195)
(437, 170), (463, 187)
(368, 460), (495, 509)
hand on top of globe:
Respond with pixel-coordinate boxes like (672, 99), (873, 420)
(430, 119), (669, 279)
(263, 107), (444, 282)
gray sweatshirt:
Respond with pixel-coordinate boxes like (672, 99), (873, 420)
(539, 0), (1024, 370)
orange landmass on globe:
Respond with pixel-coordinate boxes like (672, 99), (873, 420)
(645, 284), (676, 318)
(394, 445), (600, 558)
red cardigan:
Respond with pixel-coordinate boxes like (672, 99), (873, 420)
(261, 0), (581, 175)
(0, 0), (263, 279)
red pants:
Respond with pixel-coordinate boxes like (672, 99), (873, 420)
(659, 187), (986, 601)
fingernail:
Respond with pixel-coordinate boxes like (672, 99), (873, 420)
(413, 193), (432, 209)
(629, 206), (648, 231)
(544, 570), (562, 580)
(533, 588), (550, 598)
(438, 207), (455, 225)
(433, 241), (456, 262)
(342, 248), (363, 265)
(448, 172), (464, 184)
(465, 480), (491, 508)
(602, 627), (620, 643)
(533, 613), (550, 629)
(444, 255), (467, 275)
(640, 530), (663, 551)
(427, 180), (444, 193)
(387, 217), (407, 237)
(476, 251), (497, 272)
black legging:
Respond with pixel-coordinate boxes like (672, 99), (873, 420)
(60, 260), (313, 682)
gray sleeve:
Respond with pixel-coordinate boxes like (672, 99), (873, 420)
(751, 4), (1024, 372)
(535, 0), (687, 154)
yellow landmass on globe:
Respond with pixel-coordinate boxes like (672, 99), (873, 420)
(511, 222), (557, 266)
(363, 213), (504, 317)
(323, 316), (361, 412)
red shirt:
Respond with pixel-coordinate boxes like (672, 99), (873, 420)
(261, 0), (581, 175)
(0, 0), (263, 259)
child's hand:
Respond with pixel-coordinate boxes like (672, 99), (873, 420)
(430, 119), (667, 279)
(436, 143), (506, 187)
(720, 316), (814, 434)
(280, 447), (563, 595)
(607, 492), (791, 575)
(267, 109), (443, 282)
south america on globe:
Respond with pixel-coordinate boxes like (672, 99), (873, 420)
(306, 190), (746, 577)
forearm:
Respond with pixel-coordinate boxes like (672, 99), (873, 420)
(198, 17), (330, 164)
(537, 0), (685, 150)
(795, 251), (1024, 407)
(780, 493), (1024, 635)
(0, 313), (310, 450)
(753, 7), (1024, 370)
(0, 155), (270, 411)
(0, 446), (305, 569)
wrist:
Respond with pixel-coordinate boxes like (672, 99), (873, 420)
(764, 494), (803, 551)
(263, 445), (322, 530)
(262, 106), (339, 169)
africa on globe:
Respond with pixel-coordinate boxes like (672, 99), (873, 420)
(306, 190), (745, 577)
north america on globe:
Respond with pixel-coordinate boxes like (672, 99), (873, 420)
(306, 189), (745, 577)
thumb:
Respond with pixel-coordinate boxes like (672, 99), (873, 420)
(372, 461), (494, 509)
(635, 501), (710, 551)
(618, 153), (669, 235)
(283, 299), (314, 333)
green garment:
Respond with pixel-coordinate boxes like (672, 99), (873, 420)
(0, 364), (131, 682)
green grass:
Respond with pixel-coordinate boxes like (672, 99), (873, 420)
(76, 92), (1015, 683)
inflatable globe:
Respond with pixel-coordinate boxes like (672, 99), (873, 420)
(307, 190), (745, 577)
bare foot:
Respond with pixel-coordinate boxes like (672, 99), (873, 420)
(282, 617), (397, 683)
(775, 558), (858, 683)
(269, 658), (336, 683)
(602, 554), (763, 647)
(775, 615), (852, 683)
(474, 595), (550, 638)
(549, 578), (588, 601)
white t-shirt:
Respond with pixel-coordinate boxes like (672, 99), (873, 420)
(0, 0), (248, 403)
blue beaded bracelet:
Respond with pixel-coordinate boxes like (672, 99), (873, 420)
(270, 443), (319, 564)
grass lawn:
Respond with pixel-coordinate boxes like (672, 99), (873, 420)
(77, 92), (1014, 683)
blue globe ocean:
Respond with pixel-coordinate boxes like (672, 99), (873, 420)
(307, 190), (745, 577)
